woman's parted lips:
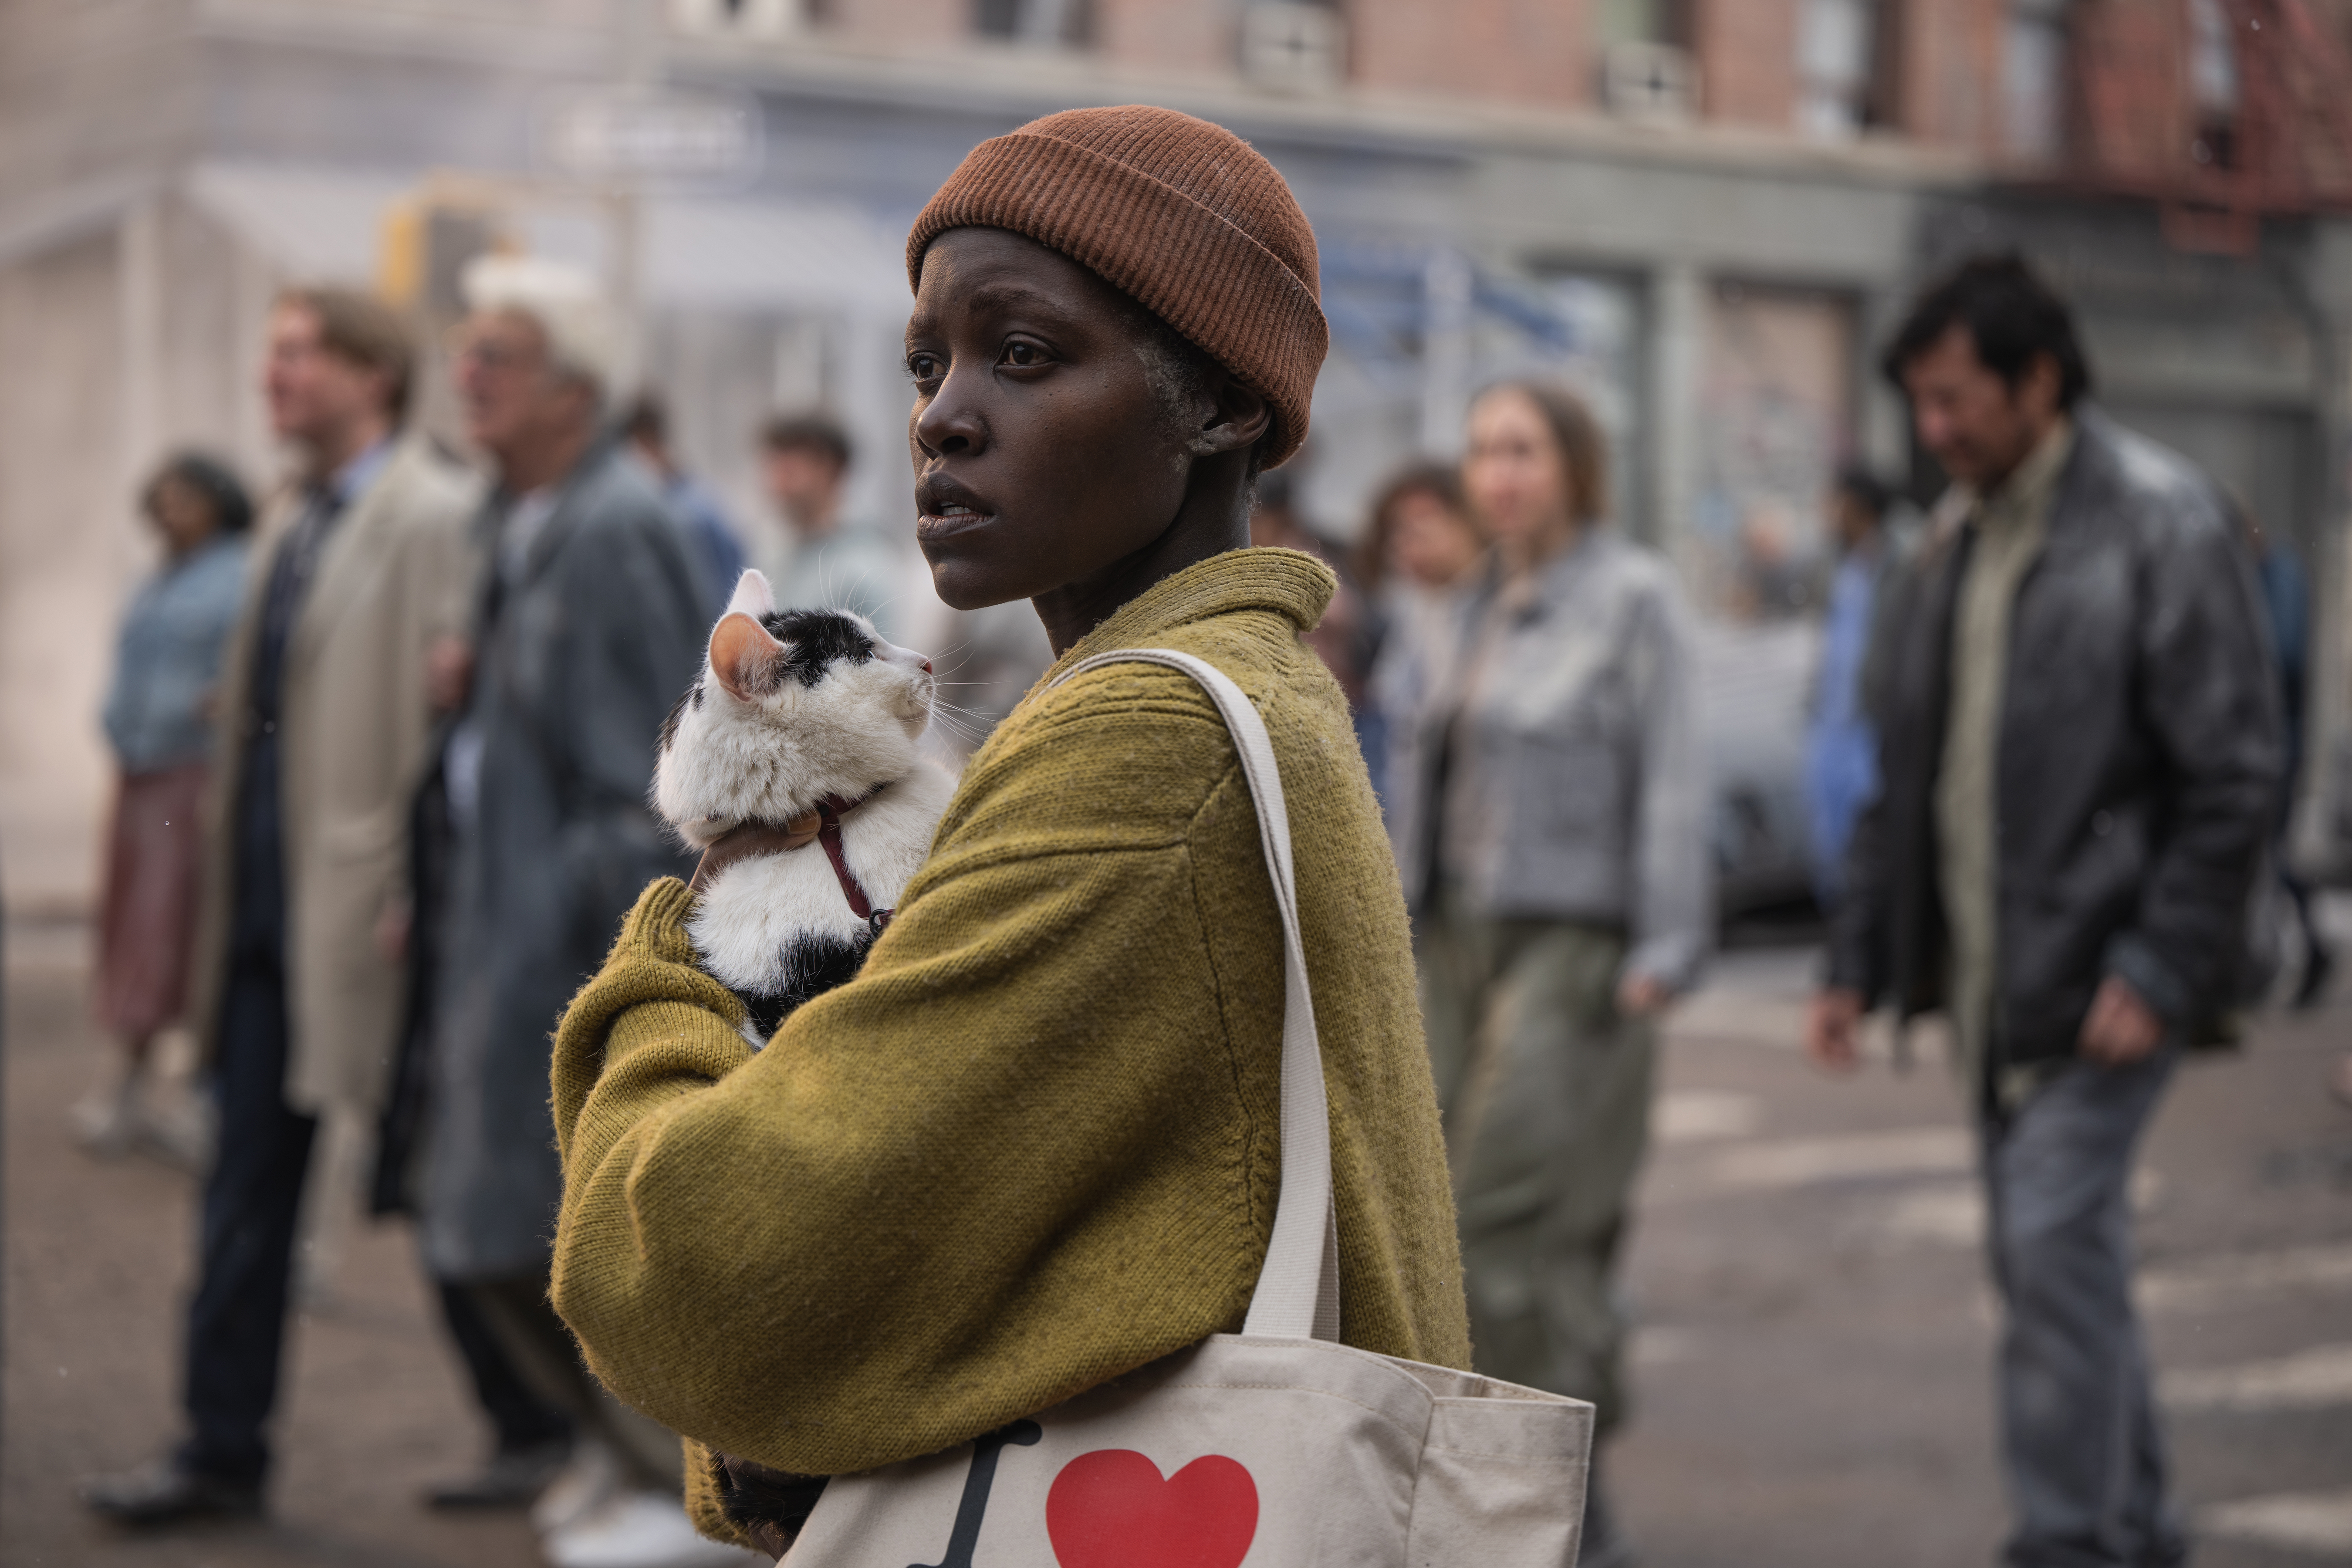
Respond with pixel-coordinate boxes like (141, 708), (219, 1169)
(915, 475), (997, 540)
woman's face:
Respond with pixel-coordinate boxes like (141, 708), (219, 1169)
(146, 476), (220, 555)
(905, 227), (1197, 612)
(1461, 388), (1571, 550)
(1389, 489), (1481, 588)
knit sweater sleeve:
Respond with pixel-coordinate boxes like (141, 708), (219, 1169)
(547, 678), (1274, 1478)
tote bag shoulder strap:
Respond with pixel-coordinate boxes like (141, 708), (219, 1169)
(1052, 648), (1340, 1342)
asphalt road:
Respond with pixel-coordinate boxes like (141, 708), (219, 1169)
(3, 905), (2348, 1568)
(1615, 915), (2352, 1568)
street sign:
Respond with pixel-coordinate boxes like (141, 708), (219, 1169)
(536, 88), (764, 185)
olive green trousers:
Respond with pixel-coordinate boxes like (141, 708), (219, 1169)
(1417, 896), (1655, 1433)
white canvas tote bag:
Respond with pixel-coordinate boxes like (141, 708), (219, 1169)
(781, 649), (1593, 1568)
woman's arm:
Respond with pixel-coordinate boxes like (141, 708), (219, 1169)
(547, 687), (1268, 1479)
(1623, 574), (1710, 995)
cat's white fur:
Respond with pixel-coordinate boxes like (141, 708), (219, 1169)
(652, 570), (956, 1015)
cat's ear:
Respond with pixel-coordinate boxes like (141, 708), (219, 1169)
(709, 612), (785, 701)
(724, 569), (776, 621)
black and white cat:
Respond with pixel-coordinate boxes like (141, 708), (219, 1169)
(653, 569), (958, 1042)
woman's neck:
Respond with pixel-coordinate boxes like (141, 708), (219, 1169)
(1500, 512), (1582, 581)
(1030, 450), (1255, 657)
(163, 529), (221, 566)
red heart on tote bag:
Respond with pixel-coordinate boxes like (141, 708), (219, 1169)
(1045, 1449), (1258, 1568)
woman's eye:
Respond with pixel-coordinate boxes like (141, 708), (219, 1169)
(1000, 341), (1047, 369)
(907, 353), (943, 384)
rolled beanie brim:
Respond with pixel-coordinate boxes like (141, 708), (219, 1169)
(907, 112), (1327, 468)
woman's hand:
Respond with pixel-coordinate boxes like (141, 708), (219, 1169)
(1616, 971), (1671, 1018)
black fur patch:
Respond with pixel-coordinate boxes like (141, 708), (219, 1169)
(760, 608), (875, 689)
(711, 1448), (828, 1550)
(735, 929), (875, 1040)
(656, 679), (699, 754)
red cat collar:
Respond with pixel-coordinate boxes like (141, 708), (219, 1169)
(815, 787), (891, 931)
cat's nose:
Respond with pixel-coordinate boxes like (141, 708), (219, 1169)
(919, 657), (933, 674)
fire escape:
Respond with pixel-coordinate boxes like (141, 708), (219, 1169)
(2065, 0), (2352, 252)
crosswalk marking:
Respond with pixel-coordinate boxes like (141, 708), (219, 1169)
(2139, 1242), (2352, 1313)
(2164, 1343), (2352, 1413)
(1659, 1126), (1973, 1198)
(2203, 1487), (2352, 1556)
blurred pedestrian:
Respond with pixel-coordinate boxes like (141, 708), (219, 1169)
(622, 390), (745, 619)
(756, 411), (922, 641)
(1250, 468), (1375, 715)
(1388, 380), (1708, 1568)
(1809, 255), (2281, 1568)
(2237, 506), (2333, 1010)
(80, 453), (252, 1163)
(1802, 466), (1899, 910)
(83, 288), (480, 1527)
(427, 255), (723, 1568)
(1357, 461), (1482, 808)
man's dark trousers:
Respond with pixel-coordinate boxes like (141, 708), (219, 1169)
(179, 940), (316, 1484)
(178, 488), (342, 1486)
(1984, 1050), (2183, 1568)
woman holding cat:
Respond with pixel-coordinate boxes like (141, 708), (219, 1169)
(546, 106), (1470, 1557)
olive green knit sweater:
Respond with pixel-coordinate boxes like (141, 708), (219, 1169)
(548, 548), (1470, 1513)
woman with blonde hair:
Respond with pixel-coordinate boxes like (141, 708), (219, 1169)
(1386, 378), (1707, 1566)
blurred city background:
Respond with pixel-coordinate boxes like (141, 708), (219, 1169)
(3, 0), (2351, 1564)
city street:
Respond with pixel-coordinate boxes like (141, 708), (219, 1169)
(4, 906), (2349, 1567)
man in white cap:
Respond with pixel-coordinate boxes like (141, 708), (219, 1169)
(422, 256), (733, 1566)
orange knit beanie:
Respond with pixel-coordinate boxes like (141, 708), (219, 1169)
(907, 105), (1327, 468)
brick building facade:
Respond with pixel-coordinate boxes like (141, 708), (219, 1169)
(3, 0), (2350, 910)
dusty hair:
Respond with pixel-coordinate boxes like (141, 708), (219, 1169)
(1481, 379), (1609, 525)
(276, 287), (416, 424)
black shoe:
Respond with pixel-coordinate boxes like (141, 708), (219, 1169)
(423, 1438), (571, 1510)
(82, 1456), (261, 1527)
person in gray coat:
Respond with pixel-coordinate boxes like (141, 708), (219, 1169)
(1385, 380), (1708, 1568)
(425, 257), (718, 1566)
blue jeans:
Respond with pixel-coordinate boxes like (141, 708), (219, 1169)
(1982, 1050), (2184, 1568)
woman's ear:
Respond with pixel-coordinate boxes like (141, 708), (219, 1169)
(1187, 368), (1273, 459)
(709, 612), (785, 702)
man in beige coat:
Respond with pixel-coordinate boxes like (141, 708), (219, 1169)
(86, 287), (480, 1526)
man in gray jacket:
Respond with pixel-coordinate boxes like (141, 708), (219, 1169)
(426, 257), (716, 1565)
(1811, 256), (2280, 1568)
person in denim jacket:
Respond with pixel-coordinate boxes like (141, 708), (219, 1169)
(83, 453), (252, 1158)
(1386, 380), (1709, 1567)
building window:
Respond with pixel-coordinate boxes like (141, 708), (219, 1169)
(668, 0), (811, 38)
(2188, 0), (2240, 168)
(973, 0), (1091, 47)
(1795, 0), (1880, 139)
(2004, 0), (2071, 161)
(1239, 2), (1347, 91)
(1596, 0), (1686, 47)
(1598, 0), (1696, 118)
